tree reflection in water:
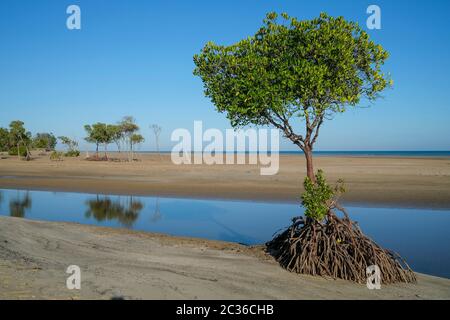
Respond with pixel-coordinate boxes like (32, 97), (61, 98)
(150, 198), (162, 223)
(9, 191), (32, 218)
(85, 195), (144, 228)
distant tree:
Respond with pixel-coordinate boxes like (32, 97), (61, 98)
(130, 134), (144, 161)
(58, 136), (80, 157)
(0, 127), (10, 152)
(33, 133), (57, 151)
(9, 121), (32, 160)
(109, 125), (125, 154)
(150, 124), (162, 156)
(119, 116), (140, 161)
(84, 123), (115, 158)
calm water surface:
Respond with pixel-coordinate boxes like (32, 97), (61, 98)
(0, 188), (449, 279)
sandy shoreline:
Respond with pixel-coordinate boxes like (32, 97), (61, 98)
(1, 153), (449, 208)
(1, 216), (449, 300)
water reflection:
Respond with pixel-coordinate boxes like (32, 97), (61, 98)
(0, 188), (449, 278)
(85, 195), (144, 228)
(9, 191), (32, 218)
(150, 198), (162, 223)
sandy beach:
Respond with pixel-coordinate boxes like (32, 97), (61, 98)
(0, 153), (449, 208)
(1, 216), (449, 300)
(1, 153), (450, 299)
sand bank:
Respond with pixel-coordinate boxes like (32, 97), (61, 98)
(0, 216), (449, 299)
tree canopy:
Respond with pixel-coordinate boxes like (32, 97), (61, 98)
(194, 12), (391, 180)
(8, 120), (32, 160)
(84, 123), (117, 155)
(58, 136), (79, 157)
(33, 133), (57, 150)
(0, 127), (9, 152)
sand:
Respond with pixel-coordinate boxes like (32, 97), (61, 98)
(1, 216), (449, 300)
(0, 153), (449, 208)
(1, 153), (449, 299)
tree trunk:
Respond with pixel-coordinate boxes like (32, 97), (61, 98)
(25, 144), (31, 161)
(304, 147), (315, 183)
(96, 143), (99, 157)
(17, 143), (20, 160)
(130, 143), (133, 162)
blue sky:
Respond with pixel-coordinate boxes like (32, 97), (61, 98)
(0, 0), (449, 151)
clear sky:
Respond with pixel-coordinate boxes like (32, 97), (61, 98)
(0, 0), (449, 151)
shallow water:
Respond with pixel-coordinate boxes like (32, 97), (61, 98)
(0, 188), (449, 279)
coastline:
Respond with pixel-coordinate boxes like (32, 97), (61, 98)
(1, 216), (449, 300)
(1, 153), (449, 209)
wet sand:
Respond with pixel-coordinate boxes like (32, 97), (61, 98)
(0, 153), (449, 208)
(1, 216), (449, 300)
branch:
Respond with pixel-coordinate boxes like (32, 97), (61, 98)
(265, 111), (305, 150)
(311, 114), (324, 146)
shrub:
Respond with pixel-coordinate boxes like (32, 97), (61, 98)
(50, 151), (64, 161)
(301, 170), (344, 221)
(8, 146), (28, 157)
(64, 150), (80, 157)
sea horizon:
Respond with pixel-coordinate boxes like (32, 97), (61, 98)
(86, 150), (450, 157)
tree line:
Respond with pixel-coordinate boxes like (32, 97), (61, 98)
(0, 121), (57, 160)
(0, 116), (149, 161)
(84, 116), (144, 161)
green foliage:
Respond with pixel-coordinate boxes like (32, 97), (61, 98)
(0, 127), (9, 152)
(130, 133), (144, 146)
(119, 116), (139, 136)
(193, 12), (390, 129)
(58, 136), (79, 156)
(8, 145), (28, 157)
(84, 123), (113, 146)
(301, 170), (345, 221)
(119, 117), (141, 161)
(64, 150), (80, 157)
(109, 124), (125, 150)
(9, 121), (32, 159)
(33, 133), (57, 150)
(50, 151), (64, 161)
(84, 123), (121, 155)
(9, 120), (31, 144)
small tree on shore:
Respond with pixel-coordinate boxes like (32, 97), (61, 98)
(84, 123), (115, 159)
(0, 127), (10, 152)
(194, 12), (415, 283)
(9, 121), (32, 160)
(109, 125), (125, 154)
(150, 124), (162, 156)
(119, 116), (140, 161)
(58, 136), (80, 157)
(130, 134), (144, 161)
(33, 133), (57, 151)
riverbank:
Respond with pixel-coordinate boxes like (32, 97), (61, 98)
(1, 153), (449, 209)
(0, 216), (449, 299)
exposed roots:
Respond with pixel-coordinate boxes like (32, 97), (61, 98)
(266, 211), (416, 284)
